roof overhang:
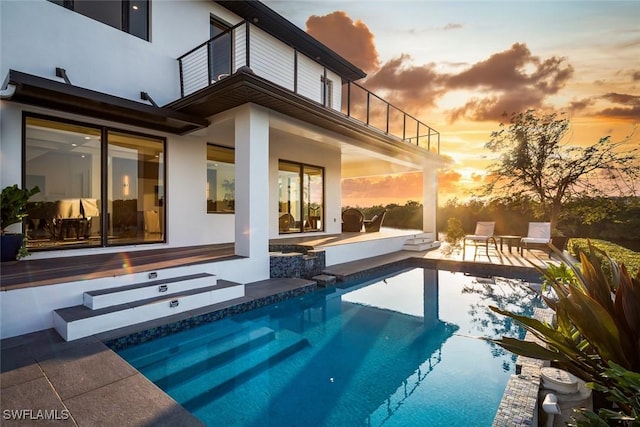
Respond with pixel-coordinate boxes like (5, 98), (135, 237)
(2, 70), (209, 134)
(215, 1), (366, 82)
(166, 69), (446, 168)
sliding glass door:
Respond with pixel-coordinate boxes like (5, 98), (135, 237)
(24, 115), (165, 251)
(278, 161), (323, 234)
(107, 131), (164, 245)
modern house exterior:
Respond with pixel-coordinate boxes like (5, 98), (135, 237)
(0, 0), (448, 340)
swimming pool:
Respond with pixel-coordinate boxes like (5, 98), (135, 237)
(116, 268), (544, 426)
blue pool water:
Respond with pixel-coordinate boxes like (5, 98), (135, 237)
(116, 268), (544, 426)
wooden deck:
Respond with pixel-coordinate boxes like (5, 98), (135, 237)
(0, 244), (237, 291)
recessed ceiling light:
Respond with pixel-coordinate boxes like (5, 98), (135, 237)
(81, 155), (85, 158)
(84, 136), (91, 140)
(132, 5), (138, 10)
(71, 143), (78, 147)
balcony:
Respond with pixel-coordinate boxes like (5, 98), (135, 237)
(177, 21), (440, 154)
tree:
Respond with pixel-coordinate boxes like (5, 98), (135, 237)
(483, 110), (640, 231)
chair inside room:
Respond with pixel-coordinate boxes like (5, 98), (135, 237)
(55, 198), (87, 240)
(341, 208), (364, 232)
(144, 210), (162, 239)
(364, 209), (386, 233)
(80, 198), (101, 238)
(520, 222), (552, 257)
(462, 221), (497, 259)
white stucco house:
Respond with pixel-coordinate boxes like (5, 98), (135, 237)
(0, 0), (447, 340)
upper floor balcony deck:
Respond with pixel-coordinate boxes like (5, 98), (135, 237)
(176, 21), (440, 155)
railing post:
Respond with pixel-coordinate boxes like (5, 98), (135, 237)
(366, 92), (370, 125)
(207, 41), (213, 84)
(294, 49), (298, 94)
(386, 104), (390, 134)
(322, 67), (327, 107)
(347, 82), (351, 117)
(178, 59), (185, 97)
(402, 114), (406, 141)
(245, 21), (250, 68)
(416, 122), (419, 146)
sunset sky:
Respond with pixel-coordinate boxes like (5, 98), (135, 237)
(266, 0), (640, 206)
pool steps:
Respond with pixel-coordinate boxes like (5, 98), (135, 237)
(118, 318), (247, 369)
(148, 326), (277, 390)
(402, 232), (441, 251)
(125, 320), (311, 410)
(173, 328), (310, 411)
(53, 270), (245, 341)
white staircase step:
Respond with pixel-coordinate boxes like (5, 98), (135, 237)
(84, 273), (217, 310)
(402, 241), (441, 252)
(405, 237), (433, 244)
(411, 232), (435, 240)
(54, 282), (245, 341)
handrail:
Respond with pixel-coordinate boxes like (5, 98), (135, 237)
(177, 20), (440, 154)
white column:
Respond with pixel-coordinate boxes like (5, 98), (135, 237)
(234, 104), (269, 260)
(422, 167), (438, 233)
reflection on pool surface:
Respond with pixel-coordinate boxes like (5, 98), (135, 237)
(116, 268), (544, 426)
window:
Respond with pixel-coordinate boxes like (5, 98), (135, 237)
(24, 115), (165, 251)
(278, 161), (324, 233)
(209, 17), (232, 82)
(207, 144), (235, 213)
(49, 0), (149, 41)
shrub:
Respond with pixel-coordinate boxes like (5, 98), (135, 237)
(445, 217), (465, 246)
(488, 243), (640, 424)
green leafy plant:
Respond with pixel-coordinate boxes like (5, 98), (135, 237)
(488, 243), (640, 423)
(1, 185), (40, 260)
(1, 184), (40, 234)
(574, 363), (640, 426)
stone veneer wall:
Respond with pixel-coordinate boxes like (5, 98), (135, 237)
(269, 245), (325, 279)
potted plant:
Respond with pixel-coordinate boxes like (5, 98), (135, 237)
(1, 184), (39, 261)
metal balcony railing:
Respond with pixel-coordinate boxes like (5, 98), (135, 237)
(177, 21), (440, 154)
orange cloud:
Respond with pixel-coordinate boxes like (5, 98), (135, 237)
(446, 43), (573, 121)
(595, 93), (640, 120)
(342, 172), (424, 205)
(438, 170), (462, 193)
(364, 55), (443, 110)
(306, 11), (379, 73)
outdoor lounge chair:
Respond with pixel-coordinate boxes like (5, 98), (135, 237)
(520, 222), (552, 257)
(364, 210), (386, 232)
(462, 221), (497, 259)
(341, 208), (364, 232)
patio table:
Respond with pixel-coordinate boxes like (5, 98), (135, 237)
(498, 235), (521, 254)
